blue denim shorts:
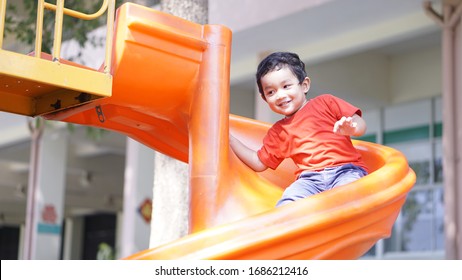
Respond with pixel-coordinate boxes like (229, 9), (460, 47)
(276, 163), (368, 207)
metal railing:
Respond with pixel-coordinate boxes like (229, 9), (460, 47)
(0, 0), (115, 74)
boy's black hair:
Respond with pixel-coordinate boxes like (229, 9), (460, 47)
(256, 52), (307, 96)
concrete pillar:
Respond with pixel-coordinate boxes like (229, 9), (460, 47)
(148, 0), (207, 246)
(22, 123), (68, 259)
(119, 138), (154, 257)
(150, 153), (188, 247)
(453, 1), (462, 260)
(424, 0), (462, 259)
(160, 0), (208, 23)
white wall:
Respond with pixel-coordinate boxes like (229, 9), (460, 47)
(390, 46), (442, 104)
(307, 52), (391, 111)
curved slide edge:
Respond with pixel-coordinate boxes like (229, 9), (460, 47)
(123, 115), (416, 260)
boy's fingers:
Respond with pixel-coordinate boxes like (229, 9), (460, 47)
(333, 116), (358, 135)
(333, 122), (338, 132)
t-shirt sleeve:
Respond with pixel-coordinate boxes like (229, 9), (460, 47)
(257, 126), (284, 170)
(327, 94), (362, 118)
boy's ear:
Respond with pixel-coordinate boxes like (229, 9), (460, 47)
(302, 77), (311, 94)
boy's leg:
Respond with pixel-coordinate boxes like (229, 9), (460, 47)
(275, 164), (367, 207)
(328, 163), (368, 189)
(275, 171), (325, 207)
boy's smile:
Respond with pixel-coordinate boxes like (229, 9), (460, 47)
(261, 66), (310, 117)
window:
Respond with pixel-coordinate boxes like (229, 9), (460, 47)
(361, 97), (444, 259)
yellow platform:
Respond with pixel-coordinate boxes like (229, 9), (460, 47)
(0, 0), (114, 117)
(0, 50), (112, 117)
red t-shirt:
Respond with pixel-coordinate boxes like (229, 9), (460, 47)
(257, 94), (368, 178)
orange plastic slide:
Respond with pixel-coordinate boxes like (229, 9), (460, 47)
(43, 3), (416, 259)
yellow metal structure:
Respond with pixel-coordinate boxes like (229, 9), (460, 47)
(0, 0), (114, 116)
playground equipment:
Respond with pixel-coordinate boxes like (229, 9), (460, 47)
(0, 0), (114, 116)
(0, 1), (415, 259)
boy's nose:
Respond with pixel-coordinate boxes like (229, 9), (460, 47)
(275, 90), (286, 100)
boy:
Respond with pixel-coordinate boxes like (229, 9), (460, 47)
(230, 52), (368, 207)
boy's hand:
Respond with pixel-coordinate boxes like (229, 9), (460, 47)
(230, 134), (268, 172)
(333, 116), (358, 136)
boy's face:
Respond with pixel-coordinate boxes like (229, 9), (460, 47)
(260, 66), (310, 117)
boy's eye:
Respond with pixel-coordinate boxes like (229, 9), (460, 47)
(284, 84), (292, 89)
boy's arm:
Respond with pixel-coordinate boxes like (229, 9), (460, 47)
(333, 113), (367, 137)
(230, 134), (268, 172)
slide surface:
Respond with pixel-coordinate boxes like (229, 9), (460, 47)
(42, 3), (416, 259)
(125, 116), (416, 260)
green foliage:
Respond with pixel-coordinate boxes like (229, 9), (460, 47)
(5, 0), (124, 56)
